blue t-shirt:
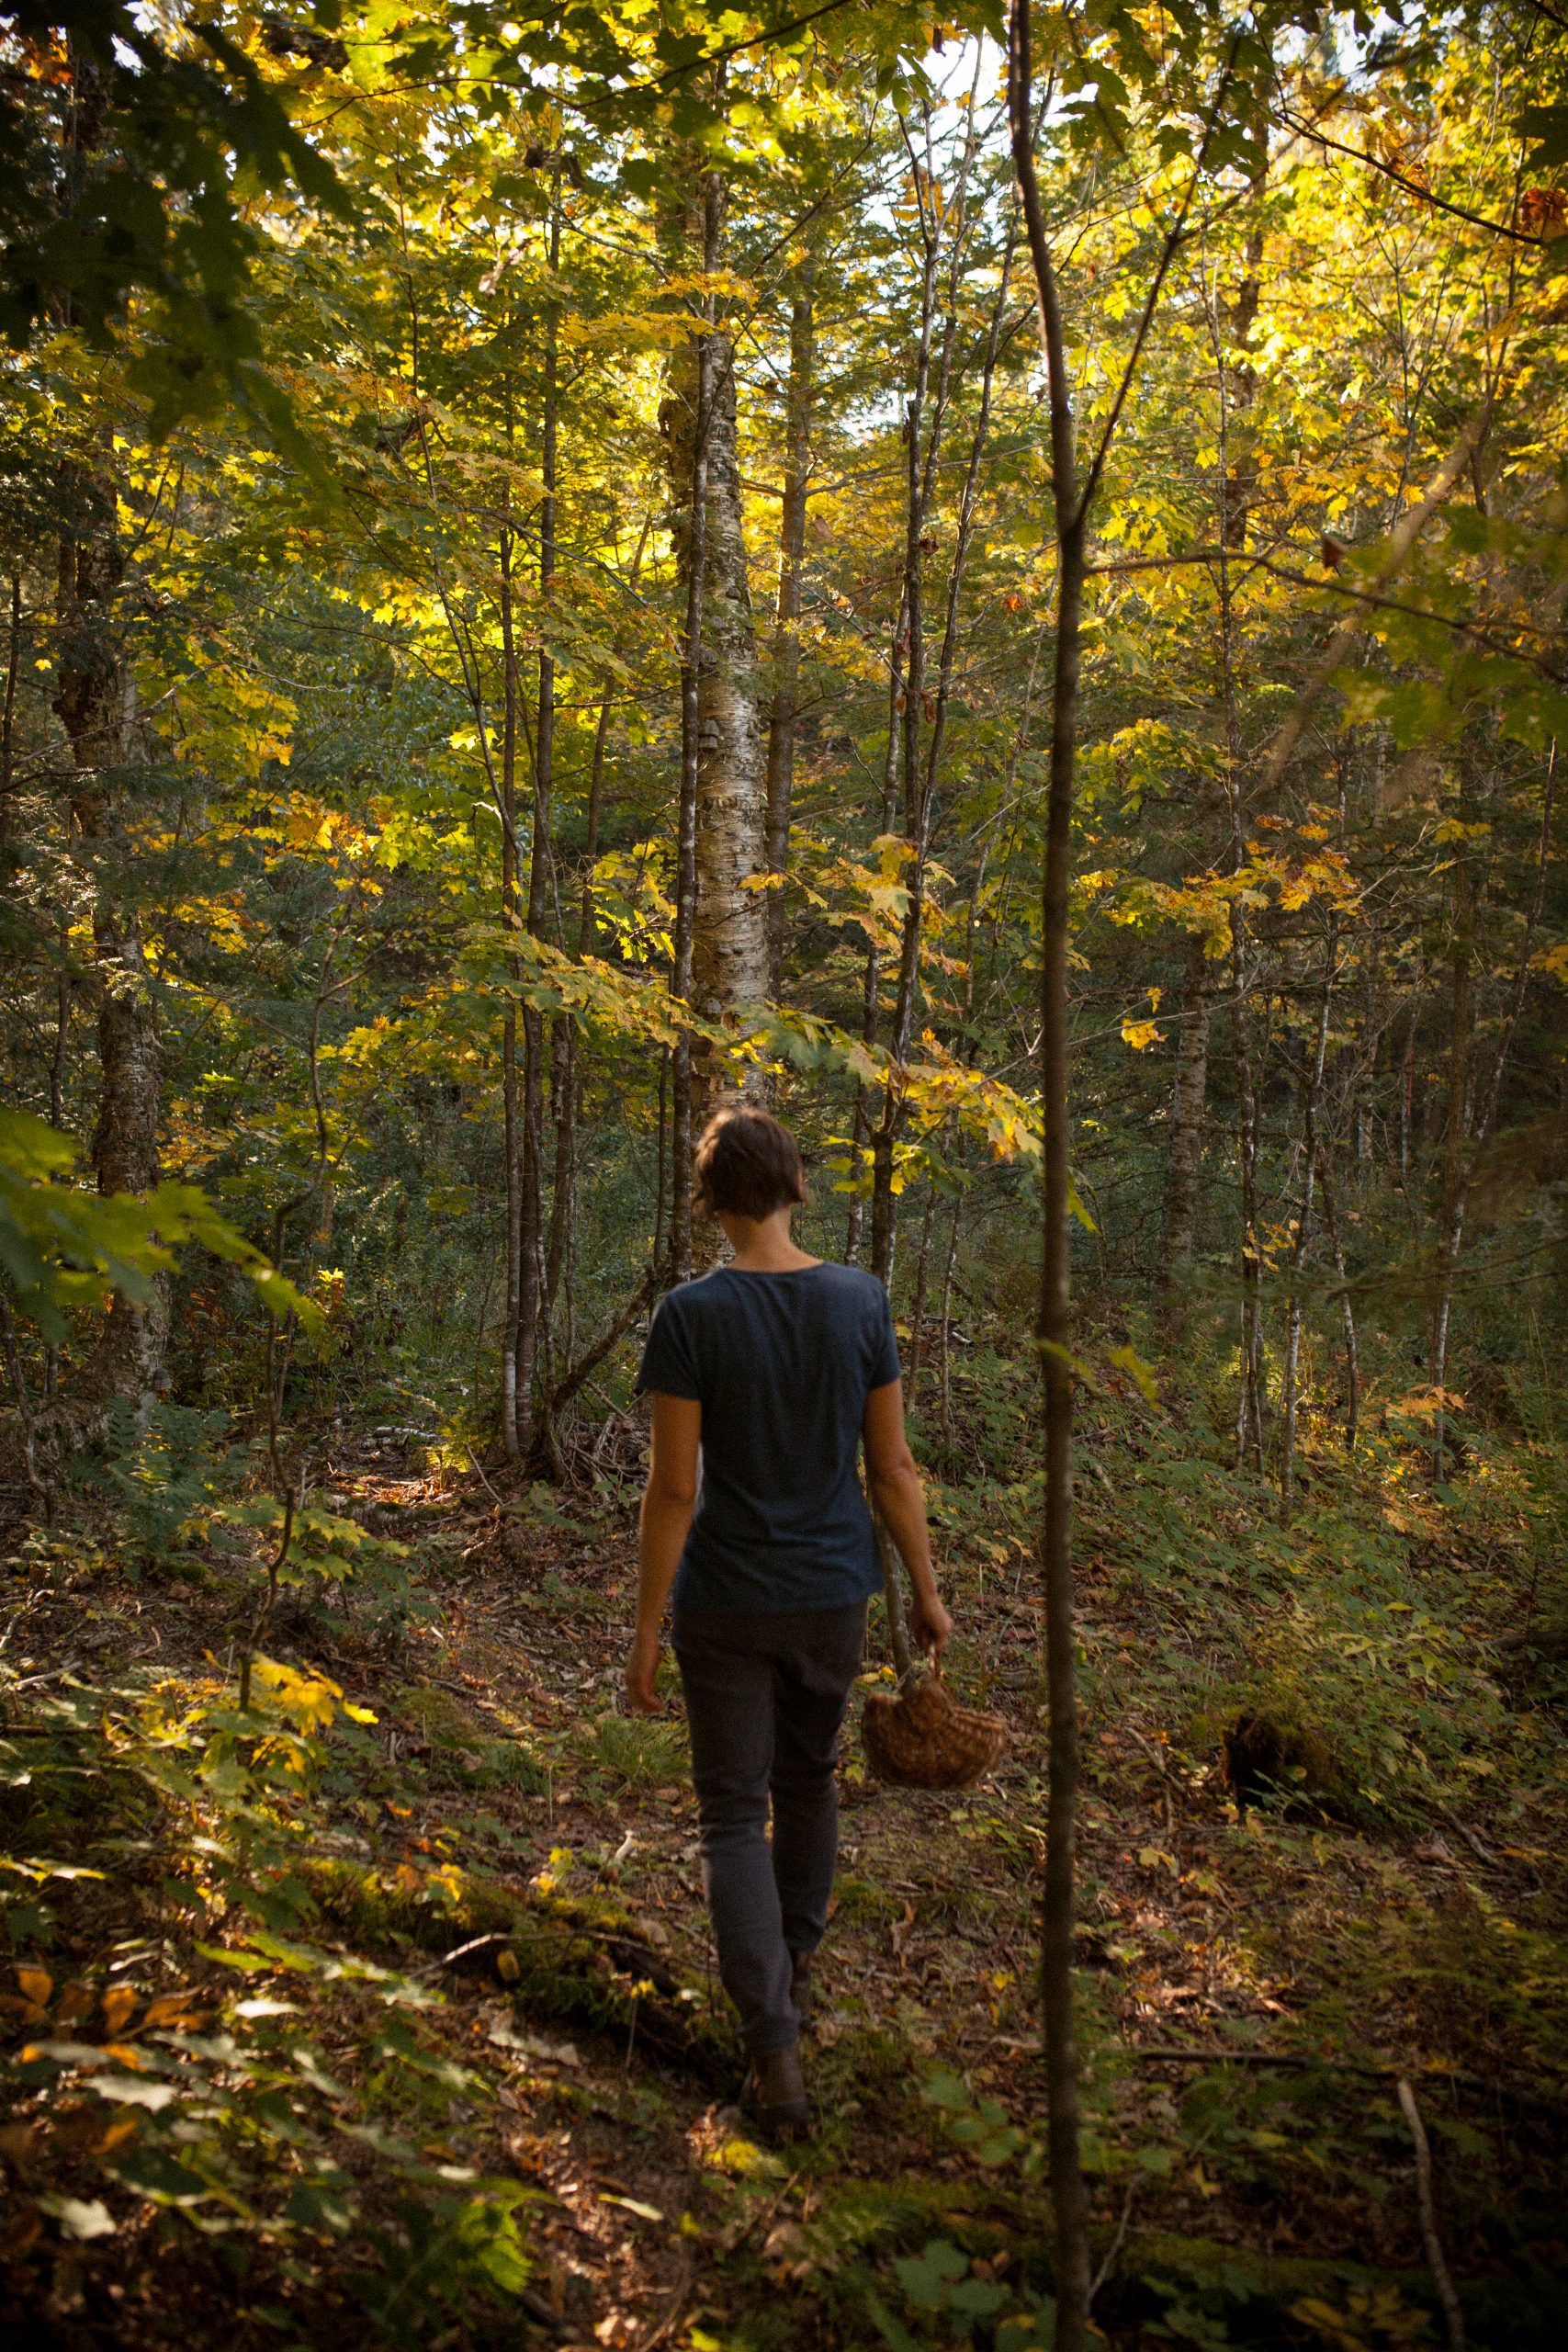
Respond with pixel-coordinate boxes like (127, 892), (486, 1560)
(636, 1261), (901, 1613)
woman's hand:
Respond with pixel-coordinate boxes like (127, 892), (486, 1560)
(626, 1624), (663, 1713)
(864, 1382), (951, 1665)
(630, 1396), (697, 1717)
(910, 1589), (953, 1660)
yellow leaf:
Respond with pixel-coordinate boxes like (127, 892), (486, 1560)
(1121, 1018), (1159, 1050)
(1108, 1343), (1159, 1404)
(249, 1656), (344, 1732)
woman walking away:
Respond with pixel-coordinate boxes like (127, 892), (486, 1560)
(626, 1108), (952, 2139)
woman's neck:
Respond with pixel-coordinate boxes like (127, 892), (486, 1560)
(720, 1209), (820, 1272)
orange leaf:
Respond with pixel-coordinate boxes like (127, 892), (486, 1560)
(57, 1984), (95, 2024)
(141, 1996), (203, 2030)
(15, 1967), (51, 2008)
(100, 1986), (138, 2034)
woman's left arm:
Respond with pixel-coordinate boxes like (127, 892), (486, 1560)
(626, 1392), (702, 1712)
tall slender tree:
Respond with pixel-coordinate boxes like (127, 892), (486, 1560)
(764, 258), (818, 1004)
(1008, 8), (1092, 2332)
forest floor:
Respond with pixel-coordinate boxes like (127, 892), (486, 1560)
(2, 1392), (1566, 2351)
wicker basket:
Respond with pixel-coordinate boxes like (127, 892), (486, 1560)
(861, 1668), (1006, 1791)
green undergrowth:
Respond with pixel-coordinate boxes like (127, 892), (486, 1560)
(795, 2065), (1567, 2352)
(895, 1340), (1568, 2347)
(0, 1615), (726, 2343)
(927, 1340), (1568, 1838)
(714, 2169), (1564, 2352)
(0, 1652), (547, 2342)
(0, 1616), (989, 2345)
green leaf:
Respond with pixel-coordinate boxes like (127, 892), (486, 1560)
(866, 2290), (921, 2352)
(113, 2148), (209, 2203)
(1517, 102), (1568, 165)
(894, 2238), (970, 2308)
(284, 2177), (354, 2231)
(951, 2278), (1010, 2317)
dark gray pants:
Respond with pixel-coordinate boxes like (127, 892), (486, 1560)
(673, 1600), (866, 2058)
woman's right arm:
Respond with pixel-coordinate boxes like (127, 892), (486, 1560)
(863, 1379), (953, 1657)
(627, 1392), (702, 1712)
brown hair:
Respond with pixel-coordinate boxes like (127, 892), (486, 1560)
(693, 1108), (807, 1221)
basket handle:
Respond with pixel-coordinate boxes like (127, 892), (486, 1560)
(898, 1655), (942, 1696)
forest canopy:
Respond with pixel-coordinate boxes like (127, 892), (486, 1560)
(0, 0), (1565, 2346)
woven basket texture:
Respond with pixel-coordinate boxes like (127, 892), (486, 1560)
(861, 1670), (1005, 1791)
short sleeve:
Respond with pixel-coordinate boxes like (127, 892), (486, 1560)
(636, 1293), (702, 1400)
(867, 1281), (900, 1389)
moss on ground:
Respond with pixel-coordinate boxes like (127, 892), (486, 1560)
(394, 1682), (547, 1792)
(304, 1852), (738, 2084)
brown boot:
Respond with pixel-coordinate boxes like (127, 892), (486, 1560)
(789, 1950), (813, 2030)
(741, 2044), (811, 2143)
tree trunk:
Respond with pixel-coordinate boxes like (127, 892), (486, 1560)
(0, 573), (20, 851)
(662, 171), (716, 1285)
(1428, 814), (1473, 1472)
(1156, 929), (1216, 1338)
(1429, 745), (1555, 1465)
(515, 180), (562, 1453)
(499, 504), (524, 1461)
(871, 190), (1009, 1285)
(1315, 1140), (1360, 1452)
(764, 265), (816, 1003)
(1205, 196), (1267, 1454)
(1009, 9), (1092, 2339)
(905, 1182), (937, 1411)
(545, 689), (614, 1329)
(938, 1187), (962, 1453)
(1213, 378), (1262, 1470)
(56, 475), (168, 1409)
(1399, 986), (1416, 1181)
(845, 583), (907, 1267)
(869, 148), (941, 1288)
(688, 186), (770, 1120)
(1279, 922), (1338, 1519)
(1229, 905), (1266, 1475)
(536, 689), (616, 1475)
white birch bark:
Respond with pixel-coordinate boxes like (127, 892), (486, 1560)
(663, 172), (768, 1125)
